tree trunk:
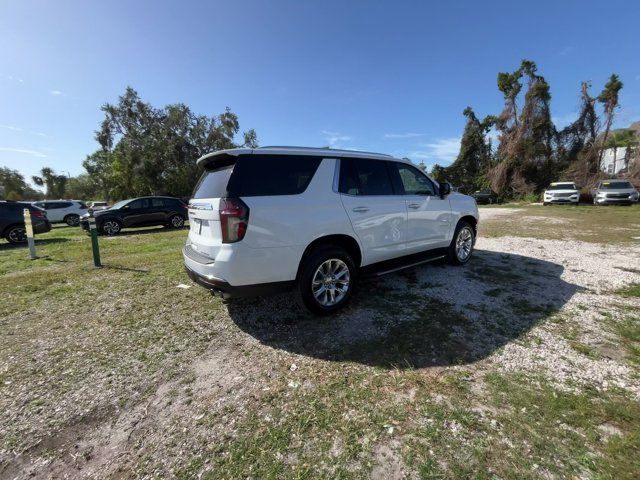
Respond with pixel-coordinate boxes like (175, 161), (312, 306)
(599, 113), (613, 164)
(612, 147), (617, 175)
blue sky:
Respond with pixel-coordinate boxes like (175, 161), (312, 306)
(1, 0), (639, 186)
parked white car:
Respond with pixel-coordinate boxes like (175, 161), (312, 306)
(88, 201), (110, 211)
(183, 147), (479, 314)
(543, 182), (579, 205)
(32, 200), (88, 226)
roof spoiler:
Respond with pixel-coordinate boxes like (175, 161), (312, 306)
(196, 148), (253, 168)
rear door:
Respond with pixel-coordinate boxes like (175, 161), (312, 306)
(388, 162), (452, 252)
(338, 157), (407, 264)
(149, 198), (170, 224)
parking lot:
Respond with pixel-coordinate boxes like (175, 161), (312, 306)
(1, 204), (639, 479)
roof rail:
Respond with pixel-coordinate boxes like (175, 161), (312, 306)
(257, 146), (393, 157)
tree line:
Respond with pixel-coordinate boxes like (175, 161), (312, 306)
(431, 59), (638, 197)
(2, 69), (638, 202)
(1, 87), (258, 201)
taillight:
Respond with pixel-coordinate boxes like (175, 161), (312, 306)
(29, 209), (45, 218)
(219, 198), (249, 243)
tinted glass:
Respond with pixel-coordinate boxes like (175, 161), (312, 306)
(193, 165), (234, 199)
(151, 198), (165, 208)
(339, 158), (393, 196)
(226, 155), (322, 197)
(393, 163), (435, 195)
(127, 199), (150, 209)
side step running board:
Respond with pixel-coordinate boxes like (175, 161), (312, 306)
(374, 255), (445, 276)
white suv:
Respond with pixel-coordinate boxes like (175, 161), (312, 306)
(543, 182), (579, 205)
(183, 147), (479, 314)
(32, 200), (88, 226)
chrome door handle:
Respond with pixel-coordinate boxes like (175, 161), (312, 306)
(408, 203), (421, 209)
(352, 206), (370, 213)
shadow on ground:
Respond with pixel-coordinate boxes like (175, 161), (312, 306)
(227, 249), (579, 369)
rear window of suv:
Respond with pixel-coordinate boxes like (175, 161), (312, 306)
(193, 154), (322, 198)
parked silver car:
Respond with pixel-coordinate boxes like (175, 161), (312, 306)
(592, 180), (639, 205)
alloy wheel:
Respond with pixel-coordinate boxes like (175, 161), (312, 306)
(456, 226), (473, 261)
(8, 226), (27, 243)
(311, 258), (351, 307)
(171, 215), (184, 228)
(102, 220), (120, 235)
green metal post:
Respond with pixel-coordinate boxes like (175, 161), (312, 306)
(88, 209), (102, 268)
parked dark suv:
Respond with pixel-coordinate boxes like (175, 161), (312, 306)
(471, 189), (499, 205)
(80, 196), (188, 235)
(0, 202), (52, 244)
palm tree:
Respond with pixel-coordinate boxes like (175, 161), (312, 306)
(32, 167), (67, 198)
(604, 130), (637, 174)
(597, 74), (624, 165)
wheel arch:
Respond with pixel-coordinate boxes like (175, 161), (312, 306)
(2, 222), (25, 238)
(458, 214), (478, 238)
(296, 234), (362, 278)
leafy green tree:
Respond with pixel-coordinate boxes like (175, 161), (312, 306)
(64, 174), (101, 200)
(32, 167), (68, 198)
(0, 167), (33, 200)
(85, 87), (257, 200)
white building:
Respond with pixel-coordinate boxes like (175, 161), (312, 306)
(601, 146), (633, 175)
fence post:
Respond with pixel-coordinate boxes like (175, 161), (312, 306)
(88, 209), (102, 268)
(23, 208), (37, 260)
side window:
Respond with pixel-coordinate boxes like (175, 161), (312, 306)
(339, 158), (394, 196)
(392, 163), (435, 195)
(227, 155), (322, 197)
(128, 199), (142, 209)
(151, 198), (165, 208)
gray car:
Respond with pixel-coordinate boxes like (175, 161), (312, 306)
(592, 180), (639, 205)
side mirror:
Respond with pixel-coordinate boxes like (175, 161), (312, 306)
(439, 182), (451, 198)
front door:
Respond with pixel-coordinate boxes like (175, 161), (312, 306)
(388, 162), (452, 252)
(338, 157), (407, 265)
(122, 198), (151, 227)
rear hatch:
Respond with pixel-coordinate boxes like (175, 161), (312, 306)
(187, 158), (236, 260)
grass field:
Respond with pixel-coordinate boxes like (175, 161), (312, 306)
(1, 205), (639, 479)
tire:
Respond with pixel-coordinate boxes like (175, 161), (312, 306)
(296, 245), (357, 315)
(168, 214), (185, 229)
(5, 225), (27, 244)
(100, 219), (122, 236)
(543, 202), (548, 206)
(64, 214), (80, 226)
(447, 221), (475, 266)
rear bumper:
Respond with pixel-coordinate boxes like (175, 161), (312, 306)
(33, 220), (52, 234)
(184, 264), (293, 299)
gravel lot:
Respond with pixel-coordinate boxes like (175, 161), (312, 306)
(1, 206), (639, 478)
